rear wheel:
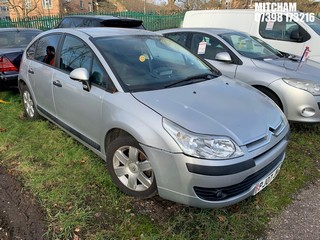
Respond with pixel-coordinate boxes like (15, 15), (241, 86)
(21, 85), (39, 120)
(106, 136), (157, 199)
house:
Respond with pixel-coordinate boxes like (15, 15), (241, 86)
(5, 0), (96, 19)
(0, 0), (10, 19)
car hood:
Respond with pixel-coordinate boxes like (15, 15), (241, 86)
(252, 58), (320, 82)
(132, 76), (283, 145)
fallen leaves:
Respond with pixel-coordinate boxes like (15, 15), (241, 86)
(0, 99), (10, 104)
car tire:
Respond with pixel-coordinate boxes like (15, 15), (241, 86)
(106, 136), (157, 199)
(21, 85), (40, 120)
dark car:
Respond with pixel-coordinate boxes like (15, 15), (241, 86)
(0, 28), (42, 88)
(55, 15), (145, 29)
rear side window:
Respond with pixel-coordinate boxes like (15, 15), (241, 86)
(34, 34), (61, 66)
(164, 32), (188, 47)
(26, 41), (37, 60)
(57, 18), (71, 28)
(58, 18), (85, 28)
(89, 19), (102, 27)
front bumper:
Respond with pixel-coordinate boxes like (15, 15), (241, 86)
(142, 131), (289, 208)
(270, 80), (320, 123)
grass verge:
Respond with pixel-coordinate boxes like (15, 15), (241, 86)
(0, 90), (319, 239)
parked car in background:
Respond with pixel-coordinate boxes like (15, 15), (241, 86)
(182, 9), (320, 63)
(55, 15), (145, 29)
(158, 28), (320, 123)
(18, 27), (289, 208)
(0, 28), (42, 88)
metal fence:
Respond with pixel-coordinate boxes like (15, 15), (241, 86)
(0, 11), (185, 31)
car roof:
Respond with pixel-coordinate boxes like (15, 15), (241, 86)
(42, 27), (158, 38)
(158, 28), (241, 35)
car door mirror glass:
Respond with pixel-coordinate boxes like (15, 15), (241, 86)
(215, 52), (232, 62)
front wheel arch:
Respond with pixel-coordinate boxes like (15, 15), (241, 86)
(106, 135), (157, 199)
(253, 85), (283, 111)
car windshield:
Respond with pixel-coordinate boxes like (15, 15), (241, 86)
(94, 35), (219, 92)
(305, 16), (320, 35)
(219, 32), (281, 60)
(0, 30), (41, 48)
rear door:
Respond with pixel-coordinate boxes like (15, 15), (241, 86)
(26, 33), (61, 117)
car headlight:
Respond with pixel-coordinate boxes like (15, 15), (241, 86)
(283, 79), (320, 96)
(163, 118), (244, 159)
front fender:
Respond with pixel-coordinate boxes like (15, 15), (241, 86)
(99, 92), (181, 157)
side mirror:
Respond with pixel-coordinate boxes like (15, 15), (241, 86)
(215, 52), (232, 62)
(70, 68), (91, 91)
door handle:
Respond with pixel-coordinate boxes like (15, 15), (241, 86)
(28, 69), (34, 74)
(53, 80), (62, 87)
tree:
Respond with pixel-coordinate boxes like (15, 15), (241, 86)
(7, 0), (42, 18)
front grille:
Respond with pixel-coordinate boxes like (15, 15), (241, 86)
(246, 118), (286, 152)
(193, 151), (285, 201)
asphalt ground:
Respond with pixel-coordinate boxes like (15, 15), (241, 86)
(265, 179), (320, 240)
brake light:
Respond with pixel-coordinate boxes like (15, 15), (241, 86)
(0, 56), (18, 72)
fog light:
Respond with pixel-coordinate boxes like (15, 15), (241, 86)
(301, 107), (316, 117)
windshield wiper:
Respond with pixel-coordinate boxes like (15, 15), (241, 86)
(164, 74), (215, 88)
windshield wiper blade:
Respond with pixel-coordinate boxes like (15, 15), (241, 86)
(164, 74), (215, 88)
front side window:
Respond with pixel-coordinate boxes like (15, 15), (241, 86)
(190, 33), (230, 60)
(164, 32), (188, 47)
(90, 58), (108, 88)
(42, 0), (52, 9)
(259, 14), (310, 42)
(94, 35), (220, 92)
(60, 35), (111, 90)
(59, 35), (92, 73)
(220, 32), (279, 60)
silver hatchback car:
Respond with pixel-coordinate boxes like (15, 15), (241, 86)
(158, 28), (320, 123)
(18, 28), (289, 208)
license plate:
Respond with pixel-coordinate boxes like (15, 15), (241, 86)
(253, 165), (281, 195)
